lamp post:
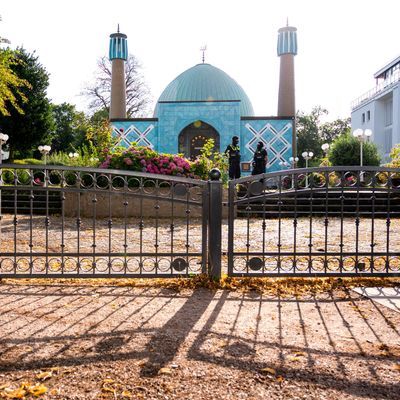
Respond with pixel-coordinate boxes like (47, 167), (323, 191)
(288, 156), (299, 169)
(0, 132), (9, 165)
(38, 145), (51, 165)
(352, 128), (372, 167)
(301, 151), (314, 169)
(287, 157), (298, 189)
(279, 160), (290, 169)
(321, 143), (330, 156)
(0, 133), (9, 235)
(302, 151), (314, 186)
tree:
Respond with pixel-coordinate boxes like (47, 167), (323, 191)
(51, 103), (89, 152)
(320, 117), (351, 142)
(0, 48), (54, 159)
(83, 55), (152, 117)
(0, 16), (31, 116)
(296, 106), (327, 167)
(328, 133), (380, 166)
(296, 106), (351, 167)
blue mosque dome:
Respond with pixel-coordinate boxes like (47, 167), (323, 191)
(154, 63), (254, 117)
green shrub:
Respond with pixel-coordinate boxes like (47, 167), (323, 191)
(190, 139), (228, 183)
(328, 133), (380, 166)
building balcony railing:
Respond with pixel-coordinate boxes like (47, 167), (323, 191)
(351, 69), (400, 110)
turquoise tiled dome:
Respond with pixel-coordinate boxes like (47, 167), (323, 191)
(154, 63), (254, 117)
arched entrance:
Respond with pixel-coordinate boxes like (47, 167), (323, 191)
(178, 121), (220, 159)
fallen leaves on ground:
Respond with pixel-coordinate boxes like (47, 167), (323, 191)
(4, 276), (400, 296)
(158, 367), (173, 375)
(260, 367), (276, 375)
(0, 382), (48, 399)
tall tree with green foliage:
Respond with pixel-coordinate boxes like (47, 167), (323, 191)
(296, 106), (327, 167)
(0, 48), (54, 159)
(51, 103), (89, 152)
(296, 106), (351, 167)
(0, 17), (31, 116)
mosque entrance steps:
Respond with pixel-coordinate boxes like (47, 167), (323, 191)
(235, 189), (400, 218)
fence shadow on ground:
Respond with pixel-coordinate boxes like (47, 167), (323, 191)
(0, 283), (399, 398)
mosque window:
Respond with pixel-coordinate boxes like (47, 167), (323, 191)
(362, 113), (365, 123)
(367, 111), (370, 121)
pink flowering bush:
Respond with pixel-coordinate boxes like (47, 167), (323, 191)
(98, 145), (194, 178)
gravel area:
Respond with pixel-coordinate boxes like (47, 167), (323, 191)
(0, 283), (399, 399)
(0, 215), (399, 275)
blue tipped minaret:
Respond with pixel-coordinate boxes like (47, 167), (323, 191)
(277, 23), (298, 56)
(277, 21), (298, 156)
(109, 25), (127, 119)
(277, 21), (297, 118)
(109, 24), (128, 60)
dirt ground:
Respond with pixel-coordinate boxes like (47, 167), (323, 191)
(0, 282), (399, 399)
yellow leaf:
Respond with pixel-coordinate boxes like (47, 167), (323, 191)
(102, 378), (115, 384)
(102, 385), (115, 393)
(36, 371), (52, 381)
(159, 367), (172, 375)
(3, 388), (26, 399)
(28, 384), (48, 397)
(121, 390), (132, 398)
(289, 356), (300, 362)
(277, 375), (284, 383)
(294, 351), (306, 357)
(49, 389), (59, 396)
(260, 367), (276, 375)
(394, 364), (400, 371)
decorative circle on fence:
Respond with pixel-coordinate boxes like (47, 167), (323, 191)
(171, 257), (188, 272)
(173, 184), (187, 197)
(247, 257), (263, 271)
(249, 181), (264, 197)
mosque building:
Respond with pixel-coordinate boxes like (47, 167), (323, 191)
(109, 23), (298, 172)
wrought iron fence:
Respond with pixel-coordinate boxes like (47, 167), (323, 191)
(0, 164), (211, 278)
(228, 166), (400, 277)
(2, 164), (400, 279)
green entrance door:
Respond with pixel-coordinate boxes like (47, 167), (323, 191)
(178, 121), (220, 160)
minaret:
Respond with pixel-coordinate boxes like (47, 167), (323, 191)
(277, 21), (297, 117)
(109, 26), (128, 119)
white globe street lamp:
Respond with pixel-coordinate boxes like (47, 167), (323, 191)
(0, 132), (9, 165)
(302, 151), (314, 186)
(279, 160), (290, 169)
(38, 145), (51, 165)
(352, 129), (372, 167)
(321, 143), (330, 155)
(301, 151), (314, 169)
(288, 156), (299, 169)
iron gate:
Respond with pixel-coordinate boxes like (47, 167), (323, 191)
(1, 164), (400, 279)
(0, 164), (219, 278)
(228, 166), (400, 277)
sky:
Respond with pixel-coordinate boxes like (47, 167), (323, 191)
(1, 0), (400, 121)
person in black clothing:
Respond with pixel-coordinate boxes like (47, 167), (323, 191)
(252, 141), (268, 175)
(225, 136), (241, 179)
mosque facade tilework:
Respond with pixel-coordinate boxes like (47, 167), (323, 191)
(111, 101), (293, 173)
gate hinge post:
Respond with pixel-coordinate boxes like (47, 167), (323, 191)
(208, 168), (222, 280)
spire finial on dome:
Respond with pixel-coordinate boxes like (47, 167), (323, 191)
(286, 17), (289, 26)
(117, 23), (120, 33)
(200, 45), (207, 63)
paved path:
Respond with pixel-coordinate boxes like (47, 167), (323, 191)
(353, 286), (400, 313)
(0, 283), (399, 399)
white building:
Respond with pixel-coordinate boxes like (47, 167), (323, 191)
(351, 56), (400, 163)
